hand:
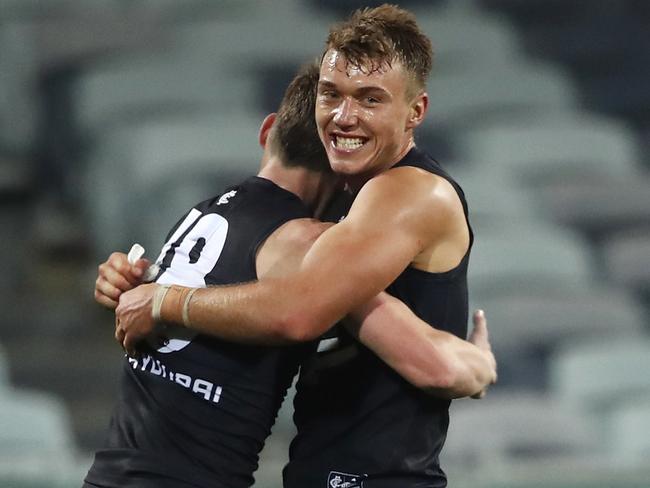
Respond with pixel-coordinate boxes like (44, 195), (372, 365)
(468, 309), (497, 399)
(115, 283), (158, 356)
(95, 252), (150, 309)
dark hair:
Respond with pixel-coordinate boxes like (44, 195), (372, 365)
(272, 62), (331, 173)
(324, 4), (433, 96)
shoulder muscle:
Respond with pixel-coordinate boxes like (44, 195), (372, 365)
(256, 218), (332, 278)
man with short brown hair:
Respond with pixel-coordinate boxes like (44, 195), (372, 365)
(116, 5), (489, 486)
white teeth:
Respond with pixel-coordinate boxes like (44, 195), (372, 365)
(335, 136), (364, 150)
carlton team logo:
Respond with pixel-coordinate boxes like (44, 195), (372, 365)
(327, 471), (364, 488)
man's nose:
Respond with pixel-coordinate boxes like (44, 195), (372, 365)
(333, 98), (358, 129)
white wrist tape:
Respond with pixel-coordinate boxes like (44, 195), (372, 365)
(152, 284), (171, 322)
(182, 288), (199, 328)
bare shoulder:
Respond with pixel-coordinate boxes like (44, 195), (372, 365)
(256, 218), (333, 278)
(352, 165), (464, 228)
(270, 218), (332, 249)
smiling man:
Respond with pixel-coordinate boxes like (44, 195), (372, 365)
(116, 5), (480, 487)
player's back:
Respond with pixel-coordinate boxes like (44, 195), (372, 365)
(85, 176), (313, 488)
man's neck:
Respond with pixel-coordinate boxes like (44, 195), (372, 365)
(258, 159), (338, 215)
(344, 138), (416, 192)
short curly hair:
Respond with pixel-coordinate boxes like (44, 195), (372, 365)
(324, 4), (433, 97)
(272, 62), (331, 173)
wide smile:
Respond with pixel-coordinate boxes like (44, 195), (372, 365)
(330, 134), (369, 153)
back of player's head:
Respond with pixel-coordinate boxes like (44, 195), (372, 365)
(324, 4), (433, 97)
(272, 62), (331, 173)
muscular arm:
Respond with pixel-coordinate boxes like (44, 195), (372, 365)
(119, 167), (462, 345)
(252, 216), (495, 398)
(110, 188), (494, 396)
(346, 295), (496, 399)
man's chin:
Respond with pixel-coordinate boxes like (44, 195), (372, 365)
(329, 156), (367, 176)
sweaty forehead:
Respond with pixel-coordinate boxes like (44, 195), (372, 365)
(320, 49), (407, 87)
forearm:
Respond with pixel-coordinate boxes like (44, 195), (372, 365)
(348, 294), (493, 399)
(159, 279), (340, 345)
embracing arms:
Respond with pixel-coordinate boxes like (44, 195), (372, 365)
(115, 167), (467, 349)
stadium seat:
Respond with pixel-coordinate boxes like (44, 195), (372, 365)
(424, 62), (577, 131)
(471, 286), (646, 388)
(416, 10), (521, 75)
(442, 391), (601, 474)
(0, 23), (39, 154)
(74, 55), (259, 142)
(607, 396), (650, 467)
(82, 112), (262, 257)
(539, 174), (650, 243)
(468, 222), (595, 299)
(170, 6), (333, 69)
(600, 229), (650, 297)
(0, 344), (9, 388)
(0, 389), (77, 472)
(549, 339), (650, 425)
(450, 167), (547, 227)
(455, 114), (641, 184)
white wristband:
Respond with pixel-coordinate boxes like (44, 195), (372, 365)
(182, 288), (199, 328)
(152, 284), (171, 322)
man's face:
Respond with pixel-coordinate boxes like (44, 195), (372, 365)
(316, 49), (421, 179)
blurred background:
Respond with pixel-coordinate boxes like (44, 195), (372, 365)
(1, 0), (649, 486)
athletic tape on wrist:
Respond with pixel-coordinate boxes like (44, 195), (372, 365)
(182, 288), (199, 328)
(152, 284), (171, 322)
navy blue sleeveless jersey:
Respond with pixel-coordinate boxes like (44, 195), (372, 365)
(84, 176), (314, 488)
(284, 147), (473, 488)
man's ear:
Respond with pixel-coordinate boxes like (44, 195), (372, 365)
(259, 113), (277, 148)
(406, 92), (428, 130)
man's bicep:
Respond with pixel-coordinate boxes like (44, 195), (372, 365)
(295, 186), (426, 317)
(255, 219), (333, 279)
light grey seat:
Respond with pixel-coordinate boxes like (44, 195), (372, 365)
(471, 286), (645, 352)
(0, 344), (9, 388)
(443, 391), (601, 476)
(0, 388), (77, 475)
(75, 54), (259, 139)
(451, 167), (548, 228)
(424, 62), (577, 131)
(415, 10), (521, 75)
(601, 229), (650, 295)
(549, 338), (650, 416)
(540, 174), (650, 241)
(83, 112), (262, 257)
(170, 4), (333, 70)
(468, 223), (594, 299)
(0, 23), (39, 154)
(607, 396), (650, 467)
(471, 286), (646, 388)
(456, 114), (641, 184)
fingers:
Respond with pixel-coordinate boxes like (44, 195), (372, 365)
(105, 252), (145, 287)
(96, 290), (119, 309)
(471, 389), (487, 400)
(95, 276), (123, 308)
(470, 309), (490, 346)
(123, 330), (137, 358)
(132, 258), (151, 280)
(472, 309), (487, 332)
(115, 315), (139, 358)
(115, 315), (125, 347)
(95, 252), (148, 308)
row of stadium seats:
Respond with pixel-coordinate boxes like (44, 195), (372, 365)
(0, 1), (648, 487)
(0, 343), (90, 486)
